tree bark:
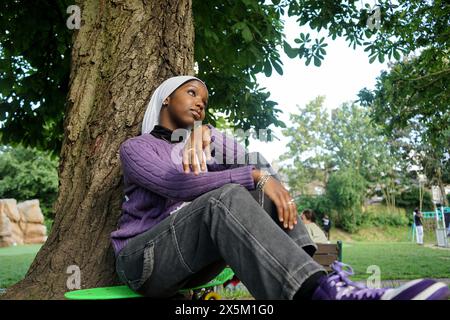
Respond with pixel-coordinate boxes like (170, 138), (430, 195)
(436, 167), (449, 206)
(419, 181), (423, 211)
(2, 0), (195, 299)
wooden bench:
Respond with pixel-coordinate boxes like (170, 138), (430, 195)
(313, 241), (343, 272)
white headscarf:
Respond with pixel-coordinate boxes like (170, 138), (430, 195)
(141, 75), (209, 174)
(141, 75), (207, 135)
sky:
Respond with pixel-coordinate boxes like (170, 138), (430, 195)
(246, 15), (389, 165)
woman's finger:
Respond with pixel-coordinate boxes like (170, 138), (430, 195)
(195, 135), (206, 172)
(283, 192), (295, 230)
(279, 194), (289, 229)
(281, 193), (291, 229)
(182, 144), (191, 173)
(190, 144), (199, 175)
(292, 202), (298, 225)
(204, 142), (211, 162)
(190, 127), (205, 173)
(203, 129), (212, 161)
(273, 196), (285, 225)
(288, 197), (297, 230)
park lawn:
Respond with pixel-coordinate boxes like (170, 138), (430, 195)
(343, 242), (450, 282)
(221, 241), (450, 299)
(330, 225), (438, 243)
(0, 244), (43, 288)
(1, 242), (449, 299)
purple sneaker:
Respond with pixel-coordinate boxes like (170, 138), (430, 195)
(312, 261), (450, 300)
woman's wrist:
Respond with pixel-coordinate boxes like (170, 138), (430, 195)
(252, 168), (262, 184)
(256, 170), (271, 190)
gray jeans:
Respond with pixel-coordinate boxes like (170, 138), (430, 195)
(115, 187), (326, 299)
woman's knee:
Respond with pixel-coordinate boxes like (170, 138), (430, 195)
(216, 183), (250, 201)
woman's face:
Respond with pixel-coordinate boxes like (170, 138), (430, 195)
(164, 80), (208, 128)
(301, 214), (310, 224)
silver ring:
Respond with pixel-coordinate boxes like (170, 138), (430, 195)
(288, 199), (295, 205)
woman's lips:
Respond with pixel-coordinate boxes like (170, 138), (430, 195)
(190, 110), (201, 119)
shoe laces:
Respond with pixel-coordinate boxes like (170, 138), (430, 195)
(326, 261), (388, 300)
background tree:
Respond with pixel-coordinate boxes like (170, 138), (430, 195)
(360, 105), (450, 206)
(326, 168), (367, 233)
(2, 0), (449, 153)
(280, 97), (403, 201)
(397, 186), (434, 214)
(357, 31), (449, 205)
(358, 48), (449, 148)
(279, 96), (332, 194)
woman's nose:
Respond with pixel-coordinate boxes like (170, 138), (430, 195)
(196, 99), (205, 110)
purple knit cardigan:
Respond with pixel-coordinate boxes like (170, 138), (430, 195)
(110, 125), (256, 256)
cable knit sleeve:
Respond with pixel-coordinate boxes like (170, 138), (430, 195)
(206, 124), (249, 171)
(120, 137), (256, 202)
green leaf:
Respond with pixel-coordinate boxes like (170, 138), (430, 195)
(305, 57), (312, 66)
(313, 56), (321, 67)
(283, 41), (298, 58)
(272, 59), (283, 75)
(241, 24), (253, 42)
(298, 46), (306, 58)
(263, 59), (272, 77)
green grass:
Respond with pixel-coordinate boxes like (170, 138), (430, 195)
(343, 242), (450, 282)
(217, 287), (253, 300)
(217, 241), (450, 299)
(1, 240), (449, 300)
(0, 244), (42, 288)
(330, 225), (439, 243)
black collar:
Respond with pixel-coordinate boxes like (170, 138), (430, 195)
(150, 125), (182, 143)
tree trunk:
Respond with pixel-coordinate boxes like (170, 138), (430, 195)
(2, 0), (195, 300)
(419, 181), (423, 211)
(437, 168), (449, 206)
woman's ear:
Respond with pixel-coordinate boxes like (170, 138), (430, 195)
(163, 98), (169, 107)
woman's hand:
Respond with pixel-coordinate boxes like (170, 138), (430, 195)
(182, 124), (212, 175)
(253, 170), (298, 230)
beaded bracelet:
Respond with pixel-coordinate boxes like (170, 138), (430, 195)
(256, 170), (271, 207)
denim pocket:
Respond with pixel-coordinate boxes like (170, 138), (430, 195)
(116, 241), (155, 291)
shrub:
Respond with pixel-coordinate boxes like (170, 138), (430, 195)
(396, 186), (433, 212)
(0, 144), (59, 219)
(326, 169), (367, 232)
(364, 205), (409, 227)
(339, 208), (364, 233)
(327, 169), (366, 211)
(296, 194), (332, 223)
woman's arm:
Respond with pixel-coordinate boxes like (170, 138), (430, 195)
(120, 137), (258, 202)
(206, 125), (247, 170)
(206, 125), (281, 180)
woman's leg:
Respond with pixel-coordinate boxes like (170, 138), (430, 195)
(246, 151), (317, 256)
(116, 183), (326, 299)
(416, 225), (424, 244)
(248, 189), (318, 256)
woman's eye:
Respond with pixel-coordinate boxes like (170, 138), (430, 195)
(188, 90), (195, 96)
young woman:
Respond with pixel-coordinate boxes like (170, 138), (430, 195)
(111, 75), (449, 300)
(300, 209), (329, 244)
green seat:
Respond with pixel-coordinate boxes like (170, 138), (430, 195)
(64, 267), (235, 300)
(64, 285), (142, 300)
